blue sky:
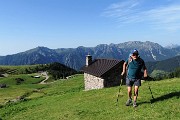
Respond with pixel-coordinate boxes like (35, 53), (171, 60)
(0, 0), (180, 55)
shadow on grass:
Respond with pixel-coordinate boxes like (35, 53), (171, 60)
(151, 91), (180, 103)
(138, 101), (151, 105)
(138, 91), (180, 105)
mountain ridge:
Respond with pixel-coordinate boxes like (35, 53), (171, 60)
(0, 41), (180, 70)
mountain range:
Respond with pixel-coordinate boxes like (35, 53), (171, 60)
(0, 41), (179, 70)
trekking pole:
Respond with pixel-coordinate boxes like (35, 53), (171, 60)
(146, 76), (155, 103)
(116, 75), (123, 106)
(149, 85), (154, 103)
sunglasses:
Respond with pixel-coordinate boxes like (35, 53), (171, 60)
(132, 53), (138, 56)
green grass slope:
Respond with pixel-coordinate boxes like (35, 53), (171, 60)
(0, 74), (47, 104)
(0, 75), (179, 120)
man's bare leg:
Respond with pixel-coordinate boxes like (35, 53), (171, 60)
(133, 86), (139, 107)
(128, 86), (132, 99)
(126, 86), (132, 106)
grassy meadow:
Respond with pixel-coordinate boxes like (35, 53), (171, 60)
(0, 73), (47, 104)
(0, 74), (180, 120)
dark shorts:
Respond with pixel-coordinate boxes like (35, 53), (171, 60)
(126, 78), (141, 87)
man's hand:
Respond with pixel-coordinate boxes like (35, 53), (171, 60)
(121, 72), (125, 76)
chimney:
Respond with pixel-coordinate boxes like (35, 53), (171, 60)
(86, 54), (92, 66)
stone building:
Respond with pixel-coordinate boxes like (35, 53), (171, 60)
(82, 55), (124, 91)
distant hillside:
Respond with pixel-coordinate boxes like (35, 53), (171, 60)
(0, 62), (77, 80)
(146, 55), (180, 73)
(0, 41), (179, 70)
(0, 47), (61, 65)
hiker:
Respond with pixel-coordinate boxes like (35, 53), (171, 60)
(121, 49), (148, 107)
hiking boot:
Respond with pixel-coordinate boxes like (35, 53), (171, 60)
(133, 101), (137, 107)
(126, 99), (132, 106)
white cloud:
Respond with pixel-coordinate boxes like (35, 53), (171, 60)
(102, 0), (180, 31)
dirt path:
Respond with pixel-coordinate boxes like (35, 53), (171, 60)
(39, 72), (49, 84)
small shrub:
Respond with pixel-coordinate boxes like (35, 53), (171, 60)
(15, 78), (25, 85)
(0, 84), (7, 88)
(0, 74), (4, 77)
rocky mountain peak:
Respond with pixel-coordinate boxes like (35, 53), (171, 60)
(0, 41), (179, 70)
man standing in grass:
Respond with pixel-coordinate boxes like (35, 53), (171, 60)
(121, 49), (148, 107)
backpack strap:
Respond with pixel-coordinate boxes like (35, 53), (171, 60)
(126, 56), (133, 75)
(126, 56), (133, 68)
